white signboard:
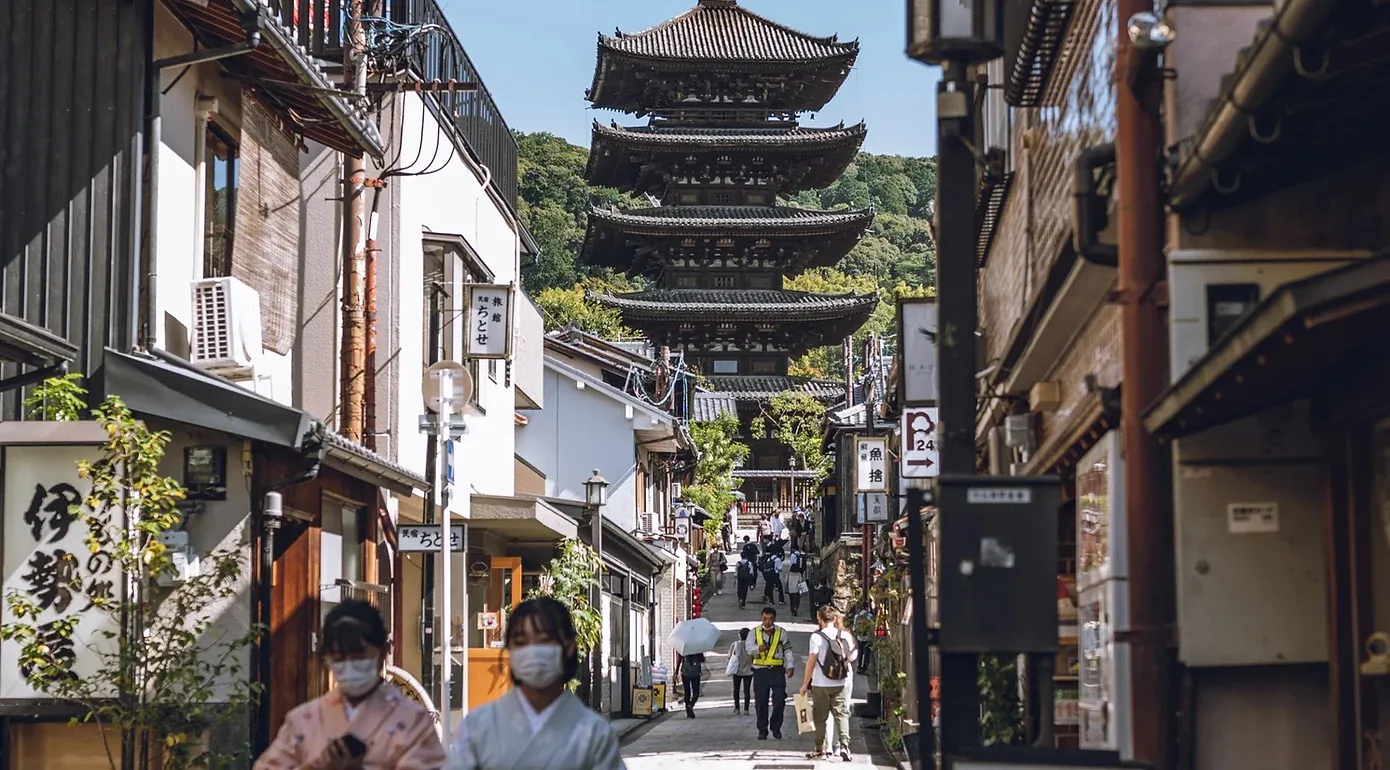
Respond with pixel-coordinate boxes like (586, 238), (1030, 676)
(898, 298), (938, 405)
(865, 492), (890, 522)
(397, 524), (465, 552)
(2, 445), (122, 699)
(465, 283), (513, 359)
(673, 516), (691, 542)
(855, 437), (889, 492)
(1228, 502), (1279, 534)
(901, 407), (940, 478)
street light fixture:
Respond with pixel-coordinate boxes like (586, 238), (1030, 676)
(1127, 10), (1176, 48)
(583, 469), (608, 712)
(906, 0), (1007, 65)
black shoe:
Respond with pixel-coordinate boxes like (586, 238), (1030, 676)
(772, 730), (782, 739)
(758, 733), (768, 740)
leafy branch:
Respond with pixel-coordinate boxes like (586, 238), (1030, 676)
(749, 392), (830, 482)
(683, 413), (749, 539)
(528, 538), (602, 691)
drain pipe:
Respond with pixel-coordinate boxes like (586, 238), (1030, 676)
(144, 13), (261, 347)
(1072, 143), (1118, 267)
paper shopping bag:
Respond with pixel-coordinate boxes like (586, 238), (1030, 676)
(794, 693), (815, 735)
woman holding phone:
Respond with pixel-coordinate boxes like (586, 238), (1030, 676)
(255, 599), (446, 770)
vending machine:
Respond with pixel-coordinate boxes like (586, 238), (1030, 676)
(1075, 432), (1132, 756)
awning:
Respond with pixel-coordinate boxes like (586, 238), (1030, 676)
(318, 429), (428, 496)
(98, 348), (314, 450)
(0, 314), (78, 367)
(469, 494), (579, 541)
(1145, 256), (1390, 438)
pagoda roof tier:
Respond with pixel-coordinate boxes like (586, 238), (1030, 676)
(582, 205), (874, 275)
(585, 121), (868, 195)
(705, 376), (845, 402)
(587, 0), (858, 116)
(588, 289), (877, 354)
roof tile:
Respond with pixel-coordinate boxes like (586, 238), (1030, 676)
(601, 1), (859, 62)
(588, 205), (875, 231)
(591, 121), (868, 148)
(589, 289), (878, 316)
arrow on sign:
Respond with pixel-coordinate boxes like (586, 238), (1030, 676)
(902, 408), (940, 478)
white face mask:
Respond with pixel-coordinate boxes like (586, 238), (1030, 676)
(330, 658), (382, 698)
(509, 643), (565, 689)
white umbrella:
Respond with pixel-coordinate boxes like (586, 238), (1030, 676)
(667, 617), (721, 656)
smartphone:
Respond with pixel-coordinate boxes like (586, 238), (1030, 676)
(341, 734), (368, 758)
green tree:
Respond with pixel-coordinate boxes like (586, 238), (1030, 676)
(750, 392), (831, 482)
(527, 538), (602, 691)
(2, 378), (262, 770)
(684, 413), (750, 535)
(533, 286), (634, 339)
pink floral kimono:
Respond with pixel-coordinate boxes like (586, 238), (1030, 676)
(255, 682), (446, 770)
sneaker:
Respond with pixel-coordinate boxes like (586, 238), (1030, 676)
(733, 707), (741, 715)
(758, 733), (768, 740)
(772, 730), (782, 739)
(840, 749), (852, 762)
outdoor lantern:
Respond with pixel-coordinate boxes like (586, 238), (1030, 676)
(1127, 10), (1176, 49)
(906, 0), (1007, 65)
(584, 469), (609, 508)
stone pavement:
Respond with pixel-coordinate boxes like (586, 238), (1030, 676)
(622, 550), (899, 769)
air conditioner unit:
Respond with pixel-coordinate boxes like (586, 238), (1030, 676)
(191, 276), (263, 379)
(640, 511), (655, 534)
(671, 482), (683, 500)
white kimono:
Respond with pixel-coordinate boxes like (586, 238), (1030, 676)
(449, 689), (626, 770)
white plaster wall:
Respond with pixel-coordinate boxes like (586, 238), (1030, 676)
(516, 369), (641, 531)
(393, 94), (520, 492)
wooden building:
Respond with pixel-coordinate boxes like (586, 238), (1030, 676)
(581, 0), (876, 512)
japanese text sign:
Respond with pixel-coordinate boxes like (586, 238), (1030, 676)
(1, 445), (122, 699)
(397, 524), (465, 553)
(901, 407), (940, 478)
(858, 492), (890, 523)
(856, 437), (889, 492)
(465, 283), (513, 360)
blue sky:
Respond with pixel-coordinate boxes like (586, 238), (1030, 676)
(446, 0), (942, 158)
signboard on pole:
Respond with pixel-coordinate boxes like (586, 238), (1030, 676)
(897, 297), (939, 405)
(856, 437), (889, 492)
(465, 283), (514, 359)
(866, 492), (890, 522)
(901, 407), (940, 478)
(397, 524), (465, 553)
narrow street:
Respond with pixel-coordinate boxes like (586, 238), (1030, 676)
(623, 559), (899, 769)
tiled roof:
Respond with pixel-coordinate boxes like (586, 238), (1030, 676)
(589, 289), (878, 318)
(706, 376), (844, 401)
(693, 391), (739, 422)
(591, 121), (868, 148)
(599, 0), (859, 63)
(588, 205), (875, 232)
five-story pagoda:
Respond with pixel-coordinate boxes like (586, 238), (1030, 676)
(582, 0), (876, 509)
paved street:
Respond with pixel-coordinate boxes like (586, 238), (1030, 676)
(623, 555), (899, 769)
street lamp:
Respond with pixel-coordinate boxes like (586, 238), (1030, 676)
(583, 469), (608, 712)
(788, 456), (797, 510)
(906, 0), (1007, 65)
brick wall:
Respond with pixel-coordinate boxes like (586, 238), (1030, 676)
(1037, 304), (1121, 449)
(978, 0), (1118, 376)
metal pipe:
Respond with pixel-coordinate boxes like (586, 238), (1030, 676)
(1073, 143), (1119, 267)
(340, 0), (368, 441)
(1116, 1), (1173, 764)
(1167, 0), (1339, 206)
(153, 38), (258, 70)
(365, 185), (383, 450)
(0, 361), (69, 396)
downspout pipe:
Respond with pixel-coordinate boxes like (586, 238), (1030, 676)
(1072, 143), (1119, 267)
(1168, 0), (1340, 207)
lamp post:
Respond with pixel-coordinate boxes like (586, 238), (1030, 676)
(788, 455), (798, 511)
(584, 469), (609, 712)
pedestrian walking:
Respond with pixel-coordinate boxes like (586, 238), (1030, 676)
(758, 550), (784, 605)
(824, 611), (859, 752)
(747, 606), (796, 740)
(740, 535), (760, 576)
(725, 628), (755, 714)
(706, 547), (728, 596)
(450, 598), (625, 769)
(736, 555), (757, 608)
(720, 517), (733, 552)
(813, 577), (833, 611)
(256, 600), (446, 770)
(785, 545), (808, 616)
(799, 605), (858, 762)
(677, 650), (706, 718)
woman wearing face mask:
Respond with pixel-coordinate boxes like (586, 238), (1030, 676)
(449, 597), (625, 770)
(255, 599), (446, 770)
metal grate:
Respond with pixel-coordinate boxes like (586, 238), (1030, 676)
(191, 280), (232, 364)
(1004, 0), (1079, 107)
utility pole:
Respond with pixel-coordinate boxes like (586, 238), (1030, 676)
(1116, 0), (1171, 764)
(934, 60), (981, 755)
(340, 0), (368, 441)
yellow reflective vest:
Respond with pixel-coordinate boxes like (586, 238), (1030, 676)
(753, 626), (784, 667)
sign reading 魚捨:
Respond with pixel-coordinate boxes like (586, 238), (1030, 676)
(1, 445), (122, 700)
(465, 284), (513, 360)
(856, 437), (889, 493)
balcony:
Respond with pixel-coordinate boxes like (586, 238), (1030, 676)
(260, 0), (518, 210)
(330, 579), (393, 628)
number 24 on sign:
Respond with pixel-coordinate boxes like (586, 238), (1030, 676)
(902, 407), (940, 478)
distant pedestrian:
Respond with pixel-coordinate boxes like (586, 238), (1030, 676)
(785, 545), (808, 616)
(740, 535), (760, 566)
(677, 650), (705, 718)
(799, 605), (858, 762)
(736, 555), (757, 608)
(720, 518), (733, 551)
(706, 547), (727, 596)
(727, 628), (755, 714)
(747, 607), (796, 740)
(759, 550), (784, 605)
(813, 578), (833, 611)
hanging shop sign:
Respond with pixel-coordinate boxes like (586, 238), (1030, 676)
(897, 297), (939, 406)
(397, 524), (465, 553)
(465, 283), (514, 359)
(901, 407), (940, 478)
(855, 437), (889, 492)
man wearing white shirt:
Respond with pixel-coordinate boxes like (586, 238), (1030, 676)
(798, 605), (858, 762)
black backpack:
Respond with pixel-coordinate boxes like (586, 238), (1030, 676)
(681, 654), (702, 680)
(758, 553), (775, 573)
(816, 631), (852, 681)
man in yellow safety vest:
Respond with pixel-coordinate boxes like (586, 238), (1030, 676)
(744, 606), (796, 740)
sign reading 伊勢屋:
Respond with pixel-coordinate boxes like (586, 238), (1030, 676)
(465, 283), (513, 360)
(1, 444), (123, 700)
(856, 437), (888, 492)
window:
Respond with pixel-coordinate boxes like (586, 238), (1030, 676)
(751, 358), (779, 374)
(678, 191), (700, 205)
(745, 191), (768, 206)
(423, 240), (482, 409)
(203, 123), (238, 278)
(488, 359), (498, 382)
(676, 274), (699, 288)
(712, 190), (734, 205)
(712, 359), (739, 374)
(748, 274), (774, 289)
(713, 274), (735, 289)
(320, 502), (362, 609)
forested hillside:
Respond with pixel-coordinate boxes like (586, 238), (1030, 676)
(517, 130), (937, 380)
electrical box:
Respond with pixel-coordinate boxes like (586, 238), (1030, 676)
(156, 530), (201, 586)
(937, 475), (1061, 653)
